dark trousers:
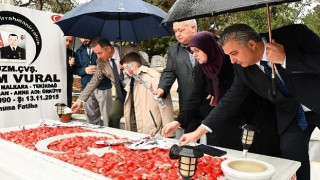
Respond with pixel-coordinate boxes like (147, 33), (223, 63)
(108, 99), (124, 129)
(67, 87), (73, 107)
(280, 112), (319, 180)
(67, 77), (73, 107)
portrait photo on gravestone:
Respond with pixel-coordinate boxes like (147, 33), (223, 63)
(0, 31), (26, 62)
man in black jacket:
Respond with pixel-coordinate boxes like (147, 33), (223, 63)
(163, 31), (280, 157)
(179, 24), (320, 180)
(65, 36), (76, 107)
(1, 34), (26, 60)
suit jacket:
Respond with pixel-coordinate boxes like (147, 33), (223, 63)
(178, 57), (280, 156)
(66, 48), (76, 107)
(203, 24), (320, 134)
(78, 58), (114, 102)
(78, 46), (141, 102)
(1, 45), (26, 60)
(159, 42), (198, 109)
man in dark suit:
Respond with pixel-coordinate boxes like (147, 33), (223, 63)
(179, 24), (320, 180)
(156, 19), (212, 134)
(0, 34), (26, 60)
(65, 36), (76, 107)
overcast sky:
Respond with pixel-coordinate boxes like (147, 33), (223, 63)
(77, 0), (90, 4)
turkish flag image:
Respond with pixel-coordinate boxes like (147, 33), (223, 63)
(0, 32), (4, 47)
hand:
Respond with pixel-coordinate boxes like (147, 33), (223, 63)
(69, 57), (75, 66)
(179, 125), (208, 145)
(206, 94), (216, 106)
(266, 40), (286, 64)
(71, 100), (83, 113)
(156, 88), (164, 98)
(85, 65), (96, 75)
(161, 121), (181, 138)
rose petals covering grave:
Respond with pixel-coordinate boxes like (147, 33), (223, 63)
(0, 125), (225, 180)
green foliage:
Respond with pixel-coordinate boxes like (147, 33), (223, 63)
(138, 36), (175, 57)
(20, 0), (78, 13)
(302, 5), (320, 35)
(44, 0), (77, 13)
(45, 0), (74, 14)
(205, 4), (299, 35)
(136, 0), (176, 56)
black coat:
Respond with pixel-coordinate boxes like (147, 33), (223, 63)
(203, 24), (320, 134)
(66, 48), (75, 107)
(179, 56), (280, 157)
(201, 24), (320, 180)
(159, 42), (197, 109)
(1, 46), (26, 60)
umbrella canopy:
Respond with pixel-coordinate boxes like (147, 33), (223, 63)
(56, 0), (172, 42)
(162, 0), (300, 24)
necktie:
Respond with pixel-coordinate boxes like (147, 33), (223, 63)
(12, 47), (16, 52)
(260, 61), (308, 130)
(111, 59), (124, 102)
(119, 69), (124, 81)
(129, 78), (137, 132)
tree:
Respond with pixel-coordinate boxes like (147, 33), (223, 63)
(13, 0), (78, 12)
(198, 4), (300, 35)
(302, 5), (320, 35)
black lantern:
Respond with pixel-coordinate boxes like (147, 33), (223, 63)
(169, 145), (204, 180)
(169, 144), (181, 159)
(55, 103), (66, 118)
(240, 124), (260, 158)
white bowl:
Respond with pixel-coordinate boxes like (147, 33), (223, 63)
(221, 158), (275, 180)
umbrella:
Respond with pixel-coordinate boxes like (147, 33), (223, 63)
(162, 0), (301, 98)
(162, 0), (299, 24)
(56, 0), (172, 43)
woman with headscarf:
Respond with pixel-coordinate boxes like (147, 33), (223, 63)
(162, 31), (280, 157)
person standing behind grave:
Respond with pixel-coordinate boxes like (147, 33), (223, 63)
(179, 24), (320, 180)
(65, 36), (76, 107)
(107, 45), (148, 129)
(72, 38), (142, 128)
(74, 38), (112, 126)
(122, 52), (174, 135)
(156, 19), (212, 134)
(162, 31), (280, 157)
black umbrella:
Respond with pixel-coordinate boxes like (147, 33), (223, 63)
(162, 0), (301, 97)
(162, 0), (300, 24)
(56, 0), (172, 43)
